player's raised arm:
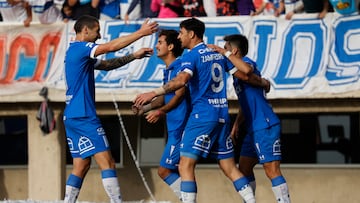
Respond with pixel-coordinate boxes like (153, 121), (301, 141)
(208, 44), (252, 75)
(95, 19), (158, 56)
(95, 47), (153, 71)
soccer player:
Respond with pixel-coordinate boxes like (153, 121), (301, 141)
(133, 17), (259, 203)
(211, 34), (291, 203)
(132, 29), (190, 201)
(63, 15), (158, 203)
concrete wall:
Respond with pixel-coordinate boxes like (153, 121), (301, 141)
(1, 166), (360, 203)
(1, 98), (360, 203)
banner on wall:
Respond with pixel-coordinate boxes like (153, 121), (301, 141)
(0, 14), (360, 100)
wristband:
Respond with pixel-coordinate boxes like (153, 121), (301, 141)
(153, 86), (166, 96)
(225, 51), (232, 58)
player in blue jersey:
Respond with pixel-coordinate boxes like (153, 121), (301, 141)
(211, 34), (291, 203)
(133, 18), (269, 203)
(63, 15), (158, 203)
(132, 29), (190, 201)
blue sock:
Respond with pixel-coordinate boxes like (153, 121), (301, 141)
(233, 177), (250, 191)
(66, 174), (83, 188)
(164, 173), (180, 185)
(181, 181), (197, 193)
(271, 175), (286, 187)
(101, 169), (117, 178)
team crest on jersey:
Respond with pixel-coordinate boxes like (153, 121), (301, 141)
(194, 134), (211, 150)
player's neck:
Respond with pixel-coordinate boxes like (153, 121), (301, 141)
(162, 54), (176, 68)
(188, 39), (203, 50)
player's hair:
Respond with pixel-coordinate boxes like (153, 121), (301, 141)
(179, 18), (205, 39)
(74, 15), (99, 33)
(223, 34), (248, 57)
(159, 29), (184, 57)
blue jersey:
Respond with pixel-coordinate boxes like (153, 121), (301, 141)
(163, 58), (191, 131)
(64, 41), (100, 119)
(181, 43), (234, 123)
(233, 56), (280, 134)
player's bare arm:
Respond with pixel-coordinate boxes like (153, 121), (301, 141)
(132, 95), (164, 115)
(94, 19), (158, 56)
(145, 86), (186, 123)
(158, 87), (186, 113)
(233, 70), (270, 93)
(96, 48), (153, 71)
(208, 44), (253, 75)
(133, 72), (190, 107)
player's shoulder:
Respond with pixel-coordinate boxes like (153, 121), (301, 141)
(243, 56), (257, 66)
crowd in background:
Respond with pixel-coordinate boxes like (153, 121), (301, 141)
(0, 0), (359, 26)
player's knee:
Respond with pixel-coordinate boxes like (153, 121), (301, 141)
(263, 162), (281, 179)
(157, 167), (171, 179)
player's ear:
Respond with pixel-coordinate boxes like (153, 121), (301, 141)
(83, 26), (89, 35)
(168, 43), (174, 51)
(232, 47), (240, 56)
(189, 30), (195, 39)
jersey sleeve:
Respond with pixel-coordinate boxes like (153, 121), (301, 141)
(180, 52), (195, 77)
(224, 57), (238, 75)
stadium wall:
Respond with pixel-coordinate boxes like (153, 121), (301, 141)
(0, 102), (360, 203)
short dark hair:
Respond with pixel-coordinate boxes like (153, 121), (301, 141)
(179, 18), (205, 39)
(73, 15), (99, 33)
(159, 29), (184, 57)
(223, 34), (249, 57)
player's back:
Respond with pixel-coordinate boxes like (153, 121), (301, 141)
(233, 56), (279, 133)
(64, 41), (98, 119)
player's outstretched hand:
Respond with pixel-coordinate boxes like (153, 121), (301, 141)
(138, 18), (159, 37)
(133, 48), (154, 59)
(133, 91), (157, 107)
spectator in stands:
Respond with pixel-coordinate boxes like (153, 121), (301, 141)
(99, 0), (121, 20)
(66, 0), (100, 20)
(124, 0), (158, 24)
(329, 0), (359, 15)
(234, 0), (256, 15)
(151, 0), (183, 18)
(215, 0), (239, 16)
(251, 0), (267, 15)
(27, 0), (63, 24)
(181, 0), (217, 17)
(0, 0), (32, 26)
(251, 0), (285, 16)
(286, 0), (332, 20)
(61, 0), (73, 22)
(283, 0), (303, 15)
